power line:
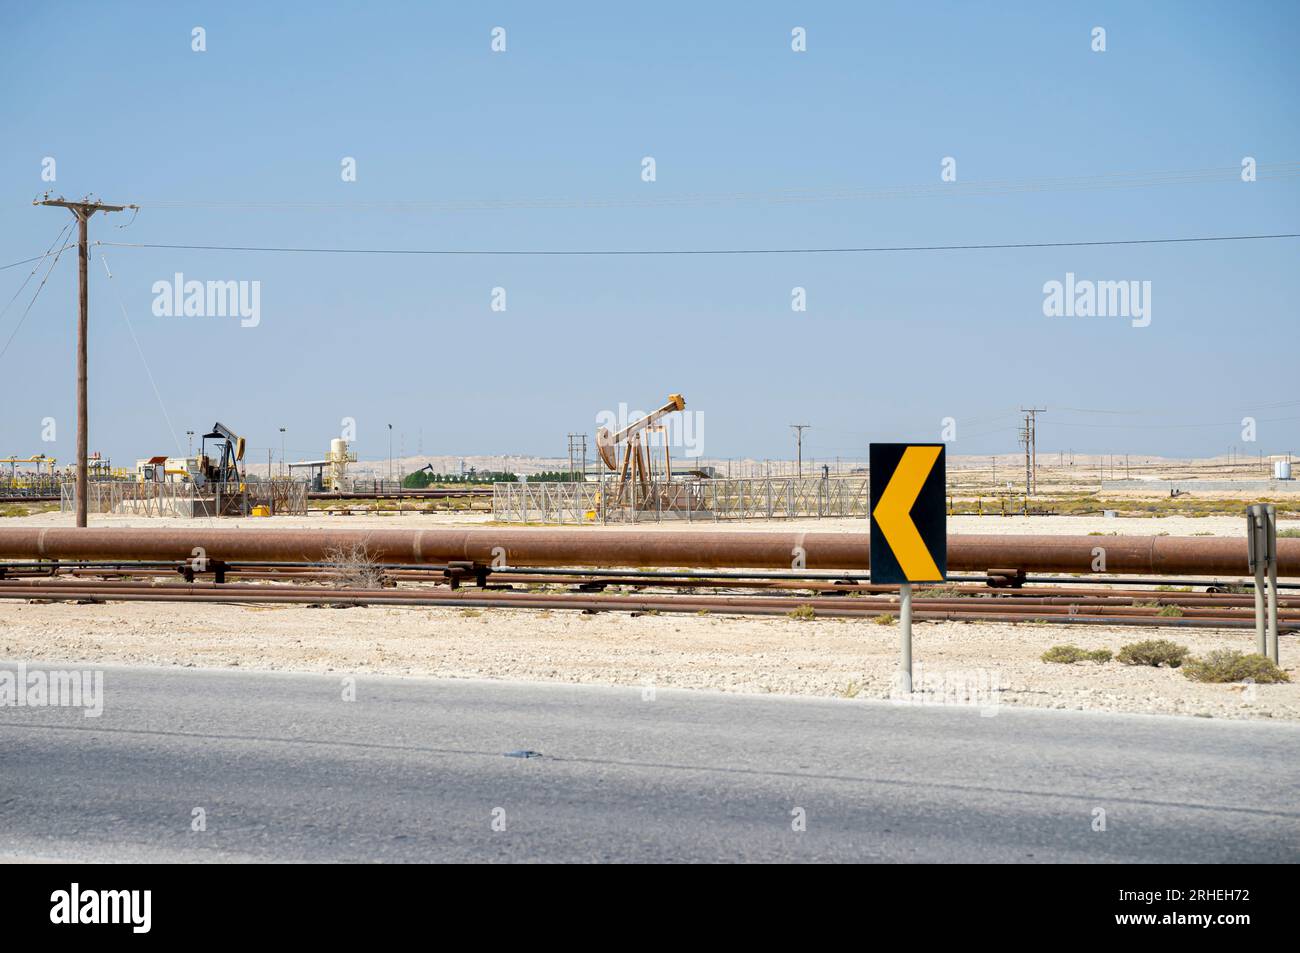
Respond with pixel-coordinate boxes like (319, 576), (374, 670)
(957, 425), (1022, 442)
(816, 410), (1019, 439)
(1053, 415), (1300, 430)
(1058, 400), (1300, 417)
(0, 228), (76, 363)
(100, 253), (184, 456)
(0, 224), (74, 329)
(127, 161), (1300, 212)
(95, 232), (1300, 258)
(0, 242), (79, 272)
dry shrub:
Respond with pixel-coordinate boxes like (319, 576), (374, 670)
(1042, 644), (1112, 664)
(1181, 651), (1290, 684)
(1117, 639), (1189, 667)
(322, 543), (384, 590)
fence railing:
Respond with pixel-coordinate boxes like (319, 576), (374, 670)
(493, 476), (872, 524)
(61, 480), (308, 517)
(331, 478), (495, 495)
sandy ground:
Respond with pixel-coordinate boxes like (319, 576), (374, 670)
(2, 509), (1295, 721)
(1, 599), (1294, 721)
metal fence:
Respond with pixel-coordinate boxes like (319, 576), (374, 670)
(493, 476), (872, 523)
(61, 480), (308, 517)
(256, 480), (309, 515)
(0, 477), (63, 498)
(338, 478), (408, 495)
(333, 478), (493, 495)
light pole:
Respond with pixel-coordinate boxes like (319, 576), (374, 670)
(387, 423), (393, 483)
(186, 431), (195, 457)
(279, 427), (286, 478)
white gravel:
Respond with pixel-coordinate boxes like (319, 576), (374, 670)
(0, 599), (1293, 721)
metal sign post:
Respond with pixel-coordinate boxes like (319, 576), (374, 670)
(1247, 504), (1268, 656)
(1246, 503), (1280, 663)
(1266, 504), (1279, 664)
(898, 582), (914, 693)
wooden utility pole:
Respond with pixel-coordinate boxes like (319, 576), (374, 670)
(36, 196), (132, 527)
(790, 424), (810, 477)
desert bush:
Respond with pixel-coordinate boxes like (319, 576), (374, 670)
(1042, 644), (1112, 664)
(915, 585), (961, 598)
(1117, 639), (1189, 667)
(1181, 651), (1291, 684)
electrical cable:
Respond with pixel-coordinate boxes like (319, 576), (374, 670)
(95, 232), (1300, 258)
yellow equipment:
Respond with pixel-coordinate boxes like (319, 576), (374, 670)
(136, 422), (246, 488)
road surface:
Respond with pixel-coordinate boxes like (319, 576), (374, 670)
(1, 662), (1296, 862)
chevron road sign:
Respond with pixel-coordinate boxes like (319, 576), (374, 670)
(870, 443), (947, 585)
(870, 443), (947, 693)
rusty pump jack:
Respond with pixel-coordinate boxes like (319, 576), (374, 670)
(595, 394), (686, 507)
(199, 422), (246, 487)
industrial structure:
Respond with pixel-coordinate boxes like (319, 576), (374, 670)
(135, 422), (246, 487)
(59, 420), (308, 517)
(0, 452), (123, 500)
(288, 438), (357, 492)
(0, 455), (59, 498)
(595, 393), (692, 512)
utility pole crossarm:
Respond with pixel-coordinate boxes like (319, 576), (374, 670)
(35, 198), (131, 215)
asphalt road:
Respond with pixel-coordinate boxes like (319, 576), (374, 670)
(1, 662), (1297, 862)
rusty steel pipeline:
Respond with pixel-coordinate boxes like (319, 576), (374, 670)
(0, 526), (1296, 576)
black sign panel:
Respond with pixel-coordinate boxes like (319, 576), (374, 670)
(869, 443), (947, 585)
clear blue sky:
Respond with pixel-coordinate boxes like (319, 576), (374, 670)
(1, 1), (1297, 468)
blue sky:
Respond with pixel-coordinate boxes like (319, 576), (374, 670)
(1, 1), (1297, 468)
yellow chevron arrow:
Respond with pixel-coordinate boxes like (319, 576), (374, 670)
(873, 445), (942, 580)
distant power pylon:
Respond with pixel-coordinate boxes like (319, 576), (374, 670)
(567, 432), (587, 480)
(1019, 407), (1046, 495)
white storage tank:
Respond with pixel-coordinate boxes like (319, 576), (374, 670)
(328, 438), (356, 491)
(1275, 460), (1293, 480)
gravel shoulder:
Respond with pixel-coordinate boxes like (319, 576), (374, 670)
(1, 599), (1294, 721)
